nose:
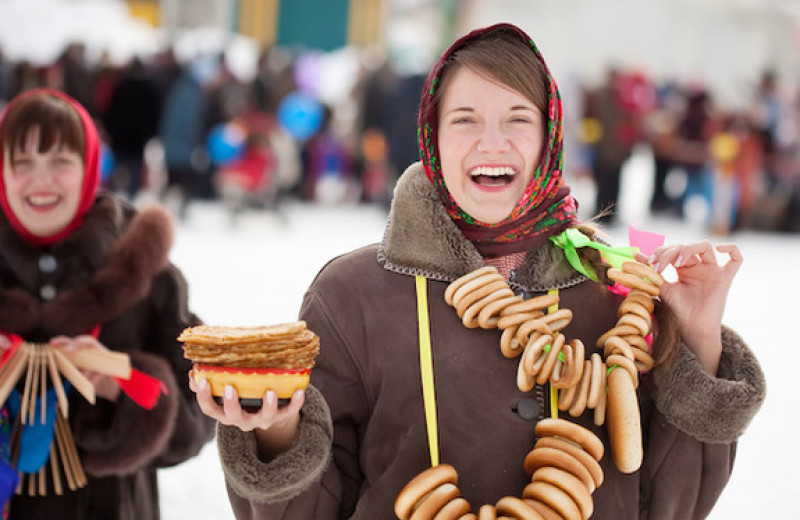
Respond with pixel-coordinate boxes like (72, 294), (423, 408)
(476, 122), (510, 153)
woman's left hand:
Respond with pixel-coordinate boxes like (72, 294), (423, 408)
(645, 240), (743, 375)
(50, 335), (122, 402)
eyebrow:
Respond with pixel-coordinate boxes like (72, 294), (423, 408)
(444, 105), (538, 115)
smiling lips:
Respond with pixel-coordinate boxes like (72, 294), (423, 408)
(469, 166), (516, 187)
(27, 193), (61, 209)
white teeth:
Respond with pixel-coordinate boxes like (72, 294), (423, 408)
(28, 194), (59, 206)
(470, 166), (515, 177)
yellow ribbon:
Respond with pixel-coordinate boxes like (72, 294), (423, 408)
(415, 276), (439, 467)
(548, 289), (559, 419)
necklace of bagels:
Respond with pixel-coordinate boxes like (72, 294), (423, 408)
(394, 260), (663, 520)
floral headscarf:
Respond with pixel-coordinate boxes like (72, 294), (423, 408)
(418, 23), (578, 257)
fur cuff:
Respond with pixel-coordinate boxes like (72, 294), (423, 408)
(651, 326), (766, 443)
(77, 351), (180, 476)
(218, 384), (333, 504)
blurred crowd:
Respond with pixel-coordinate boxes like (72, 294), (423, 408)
(0, 41), (424, 222)
(573, 67), (800, 234)
(1, 41), (799, 233)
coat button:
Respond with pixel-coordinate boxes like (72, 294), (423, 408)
(40, 284), (57, 301)
(38, 254), (58, 273)
(516, 397), (540, 421)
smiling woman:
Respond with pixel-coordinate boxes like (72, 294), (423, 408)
(201, 23), (764, 520)
(0, 89), (214, 519)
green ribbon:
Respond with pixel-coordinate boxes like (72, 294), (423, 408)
(549, 228), (639, 281)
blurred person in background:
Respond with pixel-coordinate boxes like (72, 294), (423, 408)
(157, 56), (220, 219)
(673, 88), (715, 222)
(104, 58), (161, 201)
(0, 89), (214, 519)
(190, 23), (764, 519)
(585, 68), (652, 224)
(0, 48), (13, 105)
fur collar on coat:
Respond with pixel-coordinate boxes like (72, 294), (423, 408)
(380, 162), (588, 292)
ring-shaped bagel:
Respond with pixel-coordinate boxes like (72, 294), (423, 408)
(596, 325), (639, 347)
(500, 327), (523, 359)
(551, 342), (574, 390)
(522, 481), (582, 520)
(445, 267), (500, 306)
(477, 504), (497, 520)
(516, 319), (553, 347)
(621, 334), (650, 352)
(478, 295), (525, 329)
(607, 268), (661, 297)
(517, 357), (536, 392)
(433, 497), (472, 520)
(586, 353), (603, 409)
(496, 311), (543, 331)
(541, 309), (573, 333)
(616, 313), (651, 336)
(535, 333), (566, 385)
(618, 300), (652, 322)
(501, 294), (559, 316)
(495, 496), (544, 520)
(453, 279), (509, 318)
(522, 334), (553, 376)
(531, 466), (593, 520)
(395, 464), (459, 520)
(410, 483), (460, 520)
(523, 447), (595, 492)
(461, 288), (515, 329)
(568, 360), (592, 418)
(630, 347), (655, 372)
(603, 336), (634, 360)
(524, 499), (562, 520)
(534, 436), (604, 490)
(534, 418), (605, 461)
(621, 260), (664, 287)
(558, 382), (578, 412)
(625, 290), (656, 313)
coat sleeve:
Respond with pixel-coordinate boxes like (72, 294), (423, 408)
(650, 325), (766, 443)
(72, 264), (216, 475)
(218, 285), (368, 519)
(638, 325), (766, 519)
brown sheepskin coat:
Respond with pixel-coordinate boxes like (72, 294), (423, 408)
(217, 164), (765, 519)
(0, 192), (215, 520)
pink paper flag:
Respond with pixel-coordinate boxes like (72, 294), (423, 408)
(628, 224), (665, 258)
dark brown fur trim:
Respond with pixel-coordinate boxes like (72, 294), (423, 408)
(41, 205), (174, 335)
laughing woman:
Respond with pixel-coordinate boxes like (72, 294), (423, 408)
(0, 89), (214, 519)
(193, 24), (765, 519)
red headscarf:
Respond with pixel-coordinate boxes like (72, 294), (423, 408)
(417, 23), (578, 257)
(0, 88), (100, 247)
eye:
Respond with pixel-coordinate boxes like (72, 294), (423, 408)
(11, 158), (32, 169)
(450, 116), (475, 125)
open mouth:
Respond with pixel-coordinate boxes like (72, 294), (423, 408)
(27, 194), (61, 209)
(469, 166), (516, 187)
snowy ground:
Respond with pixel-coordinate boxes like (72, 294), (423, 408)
(154, 164), (798, 519)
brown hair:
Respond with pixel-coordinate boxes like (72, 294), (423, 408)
(575, 221), (680, 370)
(0, 92), (86, 162)
(433, 27), (549, 121)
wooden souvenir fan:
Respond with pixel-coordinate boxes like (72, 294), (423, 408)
(0, 343), (130, 496)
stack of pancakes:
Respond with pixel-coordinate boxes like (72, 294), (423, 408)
(180, 321), (320, 404)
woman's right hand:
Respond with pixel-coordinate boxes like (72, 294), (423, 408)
(189, 375), (304, 460)
(0, 334), (10, 353)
